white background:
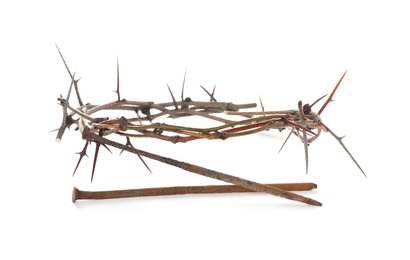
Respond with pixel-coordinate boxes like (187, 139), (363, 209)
(1, 1), (409, 259)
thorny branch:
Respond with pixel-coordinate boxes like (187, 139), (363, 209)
(54, 45), (366, 206)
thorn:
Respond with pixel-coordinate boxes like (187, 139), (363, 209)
(278, 127), (294, 154)
(91, 143), (100, 183)
(318, 70), (348, 115)
(65, 71), (76, 102)
(73, 77), (84, 106)
(73, 141), (89, 176)
(101, 143), (112, 154)
(323, 124), (367, 178)
(120, 137), (152, 174)
(55, 44), (84, 106)
(302, 130), (309, 174)
(211, 85), (216, 101)
(167, 84), (178, 110)
(90, 130), (105, 182)
(115, 57), (121, 101)
(303, 94), (328, 114)
(200, 85), (217, 102)
(181, 69), (187, 102)
(259, 96), (265, 115)
(120, 136), (132, 155)
(310, 94), (328, 108)
(55, 43), (73, 79)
